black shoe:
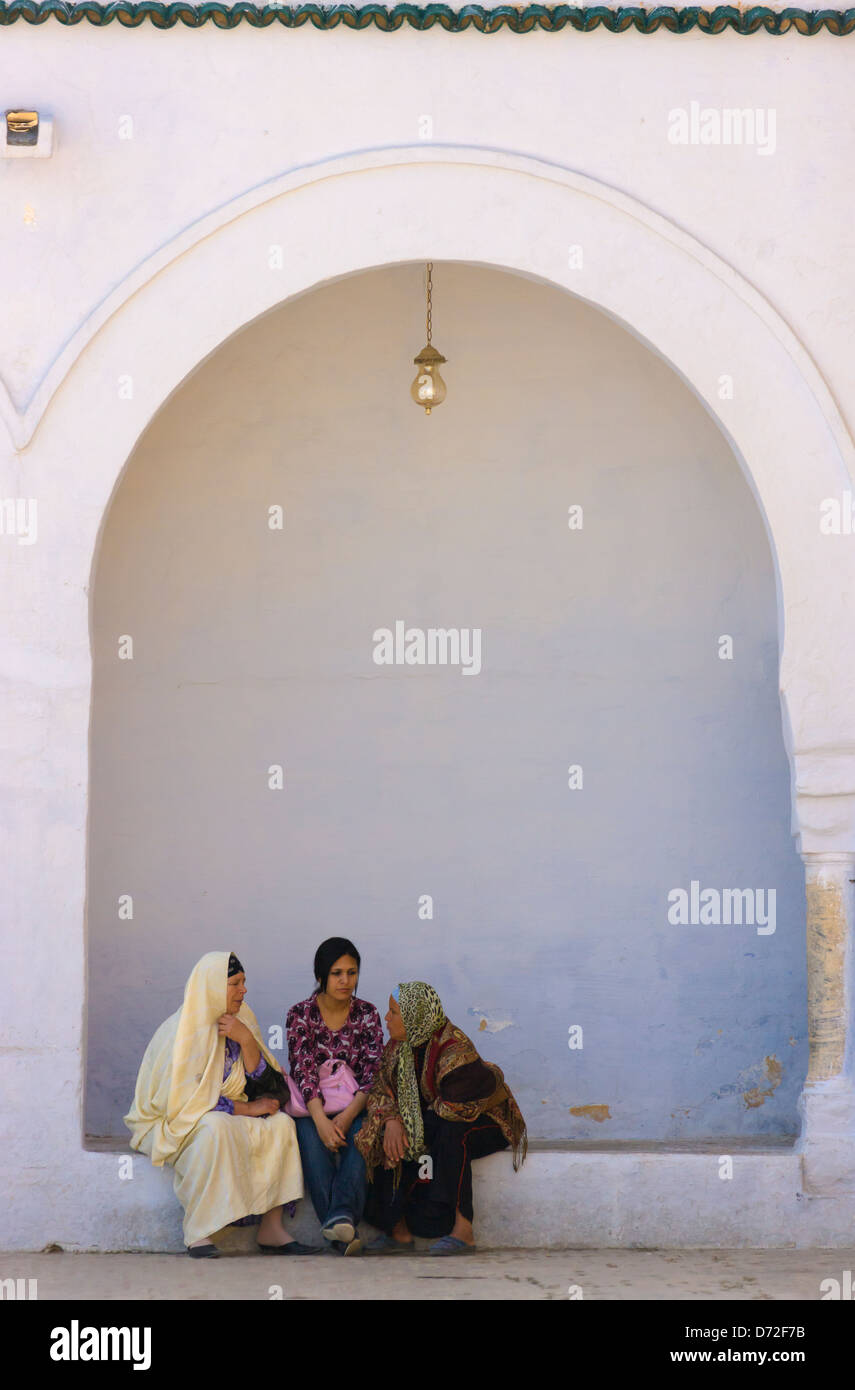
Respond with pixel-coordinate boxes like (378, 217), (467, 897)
(187, 1244), (219, 1259)
(258, 1240), (322, 1255)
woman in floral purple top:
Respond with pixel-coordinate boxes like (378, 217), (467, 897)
(286, 937), (384, 1256)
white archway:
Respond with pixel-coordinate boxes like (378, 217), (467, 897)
(12, 147), (855, 833)
(4, 146), (855, 1250)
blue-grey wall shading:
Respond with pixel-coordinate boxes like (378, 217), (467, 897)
(85, 263), (805, 1140)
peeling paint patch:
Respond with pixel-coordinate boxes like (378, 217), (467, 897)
(569, 1104), (611, 1122)
(468, 1006), (514, 1034)
(742, 1055), (783, 1109)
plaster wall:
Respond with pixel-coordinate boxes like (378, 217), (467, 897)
(3, 21), (855, 1250)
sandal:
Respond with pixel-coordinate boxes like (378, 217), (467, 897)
(364, 1233), (415, 1255)
(324, 1237), (363, 1257)
(429, 1236), (476, 1256)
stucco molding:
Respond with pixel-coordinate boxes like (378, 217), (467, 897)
(2, 144), (852, 477)
(0, 3), (854, 34)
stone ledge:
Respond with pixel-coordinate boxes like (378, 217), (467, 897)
(84, 1134), (798, 1154)
(10, 1143), (855, 1252)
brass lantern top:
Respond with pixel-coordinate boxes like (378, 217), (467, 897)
(413, 343), (447, 367)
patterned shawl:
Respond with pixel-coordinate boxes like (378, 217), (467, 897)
(393, 981), (446, 1161)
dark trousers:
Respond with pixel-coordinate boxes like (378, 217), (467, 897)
(364, 1109), (509, 1239)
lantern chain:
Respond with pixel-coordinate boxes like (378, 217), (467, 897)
(426, 261), (433, 345)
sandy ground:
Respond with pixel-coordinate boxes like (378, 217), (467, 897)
(3, 1248), (854, 1300)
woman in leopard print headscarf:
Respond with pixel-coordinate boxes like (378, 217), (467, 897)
(356, 981), (527, 1256)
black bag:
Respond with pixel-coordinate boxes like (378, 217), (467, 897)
(244, 1061), (291, 1110)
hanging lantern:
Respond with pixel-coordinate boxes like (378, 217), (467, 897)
(410, 261), (447, 415)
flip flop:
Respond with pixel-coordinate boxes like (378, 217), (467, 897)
(324, 1237), (363, 1257)
(187, 1244), (219, 1259)
(363, 1233), (415, 1255)
(428, 1236), (477, 1256)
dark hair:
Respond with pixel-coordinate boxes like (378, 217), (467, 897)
(313, 937), (361, 995)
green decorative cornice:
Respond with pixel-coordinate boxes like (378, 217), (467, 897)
(1, 3), (854, 33)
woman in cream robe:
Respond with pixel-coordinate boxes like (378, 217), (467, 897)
(125, 951), (312, 1256)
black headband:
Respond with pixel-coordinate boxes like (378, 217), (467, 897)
(228, 953), (244, 978)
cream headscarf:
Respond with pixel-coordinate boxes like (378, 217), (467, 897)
(124, 950), (281, 1167)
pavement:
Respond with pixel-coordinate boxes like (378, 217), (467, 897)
(3, 1247), (854, 1300)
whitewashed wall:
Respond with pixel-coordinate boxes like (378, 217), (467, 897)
(4, 21), (855, 1249)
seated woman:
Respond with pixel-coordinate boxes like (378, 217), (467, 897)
(286, 937), (384, 1256)
(356, 981), (527, 1256)
(125, 950), (318, 1258)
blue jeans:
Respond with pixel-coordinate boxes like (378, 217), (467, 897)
(295, 1111), (367, 1228)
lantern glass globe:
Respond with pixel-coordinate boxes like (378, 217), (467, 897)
(411, 344), (448, 415)
(411, 364), (447, 414)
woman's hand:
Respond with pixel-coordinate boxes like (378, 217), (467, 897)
(314, 1113), (347, 1152)
(218, 1014), (261, 1073)
(333, 1090), (367, 1136)
(248, 1097), (280, 1117)
(332, 1103), (356, 1137)
(232, 1097), (279, 1117)
(383, 1118), (407, 1163)
(217, 1014), (250, 1044)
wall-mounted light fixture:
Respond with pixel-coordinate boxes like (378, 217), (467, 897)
(4, 110), (54, 159)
